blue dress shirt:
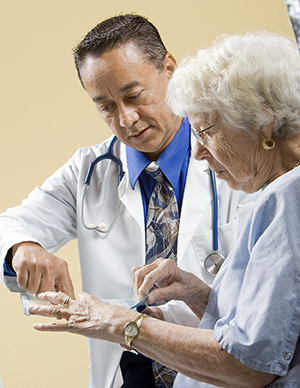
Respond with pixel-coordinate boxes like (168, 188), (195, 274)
(126, 116), (191, 222)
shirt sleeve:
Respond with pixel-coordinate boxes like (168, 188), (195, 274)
(3, 248), (16, 276)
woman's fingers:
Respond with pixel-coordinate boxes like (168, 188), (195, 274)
(33, 320), (70, 331)
(36, 291), (71, 305)
(147, 282), (183, 305)
(131, 262), (158, 295)
(29, 291), (75, 320)
(132, 259), (182, 302)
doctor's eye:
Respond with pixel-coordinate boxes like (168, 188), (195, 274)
(127, 90), (144, 102)
(100, 103), (116, 114)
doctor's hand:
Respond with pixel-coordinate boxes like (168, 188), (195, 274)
(11, 242), (75, 298)
(131, 258), (211, 320)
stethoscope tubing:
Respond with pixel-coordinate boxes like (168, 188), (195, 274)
(209, 168), (219, 252)
(81, 136), (124, 233)
(84, 136), (124, 185)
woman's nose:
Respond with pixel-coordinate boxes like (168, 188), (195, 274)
(193, 141), (212, 160)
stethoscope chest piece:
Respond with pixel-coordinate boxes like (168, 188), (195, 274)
(204, 252), (225, 276)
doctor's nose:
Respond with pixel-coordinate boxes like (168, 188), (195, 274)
(118, 105), (139, 128)
(193, 141), (212, 161)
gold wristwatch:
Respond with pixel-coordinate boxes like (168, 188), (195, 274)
(123, 313), (148, 347)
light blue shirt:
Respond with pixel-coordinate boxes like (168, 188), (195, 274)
(175, 167), (300, 388)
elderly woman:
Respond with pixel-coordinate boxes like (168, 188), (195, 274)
(31, 32), (300, 387)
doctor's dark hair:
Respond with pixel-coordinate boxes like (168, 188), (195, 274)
(73, 13), (168, 87)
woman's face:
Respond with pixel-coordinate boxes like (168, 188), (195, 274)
(188, 112), (272, 193)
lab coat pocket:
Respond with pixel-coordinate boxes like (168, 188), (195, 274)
(191, 217), (239, 284)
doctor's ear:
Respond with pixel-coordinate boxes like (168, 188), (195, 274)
(163, 53), (177, 78)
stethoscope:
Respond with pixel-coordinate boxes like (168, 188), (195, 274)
(81, 136), (125, 233)
(81, 135), (225, 274)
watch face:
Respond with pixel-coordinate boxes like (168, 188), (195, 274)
(125, 322), (139, 337)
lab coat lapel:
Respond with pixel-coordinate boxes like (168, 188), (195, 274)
(118, 142), (145, 243)
(178, 156), (212, 262)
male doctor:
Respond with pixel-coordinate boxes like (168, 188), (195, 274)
(0, 14), (255, 388)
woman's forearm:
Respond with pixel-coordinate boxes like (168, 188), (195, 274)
(127, 317), (277, 388)
(32, 292), (277, 388)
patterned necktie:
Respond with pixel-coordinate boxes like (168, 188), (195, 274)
(145, 162), (179, 265)
(145, 162), (179, 388)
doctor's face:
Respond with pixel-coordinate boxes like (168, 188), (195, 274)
(81, 42), (182, 160)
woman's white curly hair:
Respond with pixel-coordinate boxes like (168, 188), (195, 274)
(167, 32), (300, 138)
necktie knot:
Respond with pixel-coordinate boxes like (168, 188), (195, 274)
(145, 162), (171, 186)
(145, 162), (165, 183)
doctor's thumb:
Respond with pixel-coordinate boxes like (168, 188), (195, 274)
(56, 274), (76, 299)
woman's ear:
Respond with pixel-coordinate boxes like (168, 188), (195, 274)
(260, 121), (275, 141)
(260, 105), (275, 141)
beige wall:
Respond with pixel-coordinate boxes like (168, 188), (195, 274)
(0, 1), (294, 387)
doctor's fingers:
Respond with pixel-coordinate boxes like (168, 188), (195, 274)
(25, 262), (75, 297)
(12, 243), (74, 297)
(12, 242), (43, 291)
(53, 271), (75, 299)
(14, 263), (45, 294)
(33, 256), (75, 297)
(30, 259), (75, 297)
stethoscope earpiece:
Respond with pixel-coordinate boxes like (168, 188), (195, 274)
(87, 223), (107, 231)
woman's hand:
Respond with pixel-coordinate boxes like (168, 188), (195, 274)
(131, 258), (211, 319)
(30, 291), (137, 344)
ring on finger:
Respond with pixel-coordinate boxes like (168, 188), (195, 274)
(63, 296), (71, 308)
(55, 307), (63, 320)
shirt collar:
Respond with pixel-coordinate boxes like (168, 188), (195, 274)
(126, 116), (190, 189)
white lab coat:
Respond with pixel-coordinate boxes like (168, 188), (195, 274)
(0, 135), (256, 388)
